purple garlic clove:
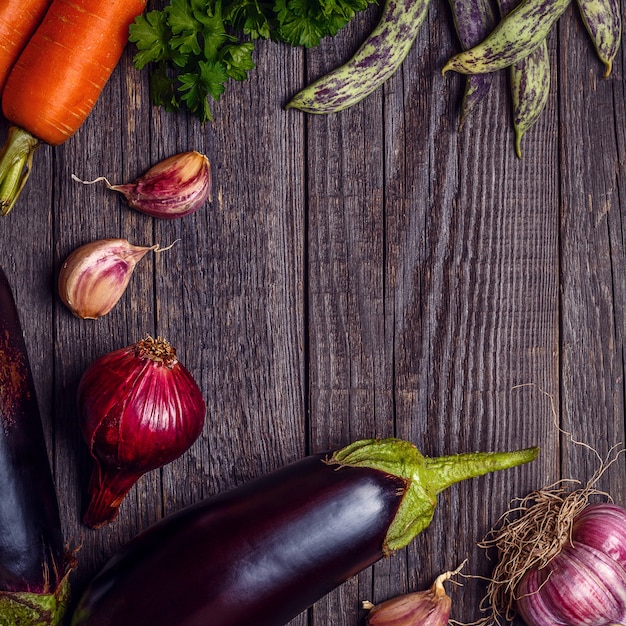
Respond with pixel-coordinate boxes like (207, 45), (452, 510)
(364, 564), (465, 625)
(74, 151), (212, 219)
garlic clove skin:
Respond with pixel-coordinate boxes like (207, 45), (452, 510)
(110, 151), (211, 219)
(364, 573), (453, 625)
(58, 238), (157, 320)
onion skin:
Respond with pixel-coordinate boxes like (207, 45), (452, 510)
(70, 439), (538, 626)
(0, 268), (72, 624)
(78, 336), (206, 528)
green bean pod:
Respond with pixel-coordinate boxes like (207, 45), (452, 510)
(511, 39), (550, 157)
(448, 0), (498, 124)
(285, 0), (431, 114)
(576, 0), (621, 76)
(442, 0), (571, 74)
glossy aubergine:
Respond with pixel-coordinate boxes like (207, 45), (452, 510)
(0, 267), (71, 625)
(71, 438), (538, 626)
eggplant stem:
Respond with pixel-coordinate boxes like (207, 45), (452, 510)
(0, 126), (40, 216)
(0, 563), (72, 626)
(423, 447), (540, 495)
(329, 438), (539, 553)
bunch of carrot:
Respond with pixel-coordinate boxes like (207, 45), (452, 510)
(0, 0), (148, 215)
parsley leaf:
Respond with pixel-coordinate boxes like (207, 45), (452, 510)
(179, 60), (229, 121)
(129, 0), (376, 120)
(220, 43), (256, 81)
(129, 11), (172, 70)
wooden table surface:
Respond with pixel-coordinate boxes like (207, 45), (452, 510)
(1, 0), (625, 623)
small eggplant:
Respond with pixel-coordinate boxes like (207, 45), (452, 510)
(71, 438), (538, 626)
(0, 267), (72, 625)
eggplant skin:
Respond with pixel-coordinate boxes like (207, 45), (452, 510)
(0, 268), (65, 593)
(72, 454), (406, 626)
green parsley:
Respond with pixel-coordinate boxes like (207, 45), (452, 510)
(129, 0), (377, 121)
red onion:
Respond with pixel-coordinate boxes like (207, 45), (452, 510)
(78, 335), (206, 529)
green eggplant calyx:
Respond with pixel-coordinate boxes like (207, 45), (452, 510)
(0, 553), (76, 626)
(328, 438), (539, 553)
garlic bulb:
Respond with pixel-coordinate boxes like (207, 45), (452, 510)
(58, 238), (158, 319)
(517, 542), (626, 626)
(478, 479), (626, 626)
(516, 503), (626, 626)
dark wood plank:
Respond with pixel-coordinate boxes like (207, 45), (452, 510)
(559, 5), (626, 502)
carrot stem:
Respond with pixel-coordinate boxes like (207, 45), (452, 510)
(0, 126), (40, 216)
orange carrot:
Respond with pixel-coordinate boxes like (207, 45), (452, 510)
(0, 0), (52, 95)
(0, 0), (147, 215)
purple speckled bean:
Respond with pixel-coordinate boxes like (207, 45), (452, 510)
(449, 0), (498, 122)
(451, 0), (498, 47)
(496, 0), (551, 156)
(285, 0), (431, 113)
(442, 0), (570, 74)
(511, 39), (550, 156)
(576, 0), (622, 75)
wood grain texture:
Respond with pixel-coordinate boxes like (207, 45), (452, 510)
(0, 0), (623, 623)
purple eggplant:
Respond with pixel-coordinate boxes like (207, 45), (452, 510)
(71, 438), (538, 626)
(0, 268), (72, 625)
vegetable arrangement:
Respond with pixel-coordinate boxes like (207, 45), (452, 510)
(0, 268), (73, 626)
(69, 438), (538, 625)
(132, 0), (621, 153)
(0, 1), (621, 626)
